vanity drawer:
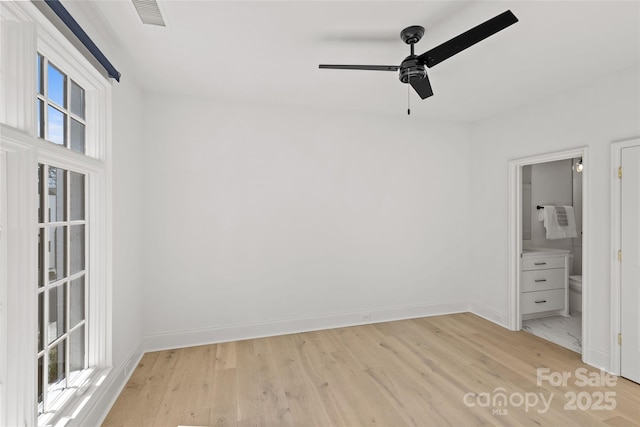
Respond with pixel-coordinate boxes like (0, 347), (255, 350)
(522, 256), (565, 271)
(522, 289), (565, 314)
(521, 269), (565, 292)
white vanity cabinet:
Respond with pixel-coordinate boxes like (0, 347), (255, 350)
(521, 250), (569, 317)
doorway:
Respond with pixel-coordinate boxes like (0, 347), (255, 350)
(508, 148), (589, 358)
(611, 138), (640, 383)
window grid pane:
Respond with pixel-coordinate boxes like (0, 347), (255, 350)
(70, 80), (85, 119)
(37, 99), (45, 139)
(70, 225), (85, 275)
(47, 283), (66, 344)
(38, 230), (45, 287)
(70, 119), (85, 154)
(70, 276), (85, 328)
(38, 164), (43, 222)
(47, 105), (66, 146)
(48, 339), (66, 393)
(38, 356), (44, 408)
(48, 226), (66, 283)
(47, 63), (66, 108)
(69, 326), (86, 382)
(38, 292), (44, 352)
(48, 167), (66, 222)
(37, 53), (43, 95)
(69, 172), (85, 221)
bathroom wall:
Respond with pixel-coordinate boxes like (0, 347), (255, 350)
(522, 166), (532, 241)
(529, 159), (574, 251)
(572, 157), (583, 275)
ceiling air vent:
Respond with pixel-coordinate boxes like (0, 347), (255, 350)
(131, 0), (166, 26)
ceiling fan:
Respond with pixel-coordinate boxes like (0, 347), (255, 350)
(319, 10), (518, 103)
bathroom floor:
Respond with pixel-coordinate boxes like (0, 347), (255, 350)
(522, 313), (582, 353)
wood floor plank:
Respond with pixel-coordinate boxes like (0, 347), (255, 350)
(362, 329), (493, 426)
(209, 367), (237, 427)
(106, 349), (181, 427)
(234, 339), (294, 426)
(178, 408), (212, 426)
(336, 326), (457, 426)
(101, 352), (161, 427)
(215, 341), (236, 371)
(268, 334), (334, 426)
(153, 346), (216, 426)
(321, 328), (409, 426)
(289, 331), (355, 426)
(103, 314), (640, 427)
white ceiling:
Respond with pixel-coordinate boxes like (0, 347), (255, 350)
(77, 1), (640, 121)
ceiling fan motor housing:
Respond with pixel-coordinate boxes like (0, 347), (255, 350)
(399, 56), (426, 83)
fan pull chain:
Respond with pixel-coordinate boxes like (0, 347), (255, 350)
(407, 76), (411, 115)
(408, 41), (414, 115)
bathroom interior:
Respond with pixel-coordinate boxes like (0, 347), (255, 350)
(521, 157), (583, 353)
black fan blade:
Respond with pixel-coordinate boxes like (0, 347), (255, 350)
(319, 64), (400, 71)
(409, 76), (433, 99)
(418, 10), (518, 68)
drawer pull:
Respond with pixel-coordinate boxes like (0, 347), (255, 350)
(535, 300), (547, 304)
(534, 279), (547, 282)
(534, 262), (547, 265)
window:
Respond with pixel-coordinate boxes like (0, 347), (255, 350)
(0, 152), (7, 426)
(37, 54), (86, 153)
(0, 2), (112, 426)
(37, 164), (88, 415)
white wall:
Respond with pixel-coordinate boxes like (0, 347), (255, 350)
(469, 65), (640, 366)
(140, 97), (471, 346)
(111, 75), (144, 368)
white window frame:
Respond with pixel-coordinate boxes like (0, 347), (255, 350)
(0, 150), (8, 426)
(0, 2), (112, 426)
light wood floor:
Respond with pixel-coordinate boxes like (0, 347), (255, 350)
(102, 313), (640, 426)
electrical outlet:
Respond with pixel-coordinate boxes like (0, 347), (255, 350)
(361, 313), (371, 322)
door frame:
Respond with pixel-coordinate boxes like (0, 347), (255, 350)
(508, 147), (589, 358)
(610, 137), (640, 374)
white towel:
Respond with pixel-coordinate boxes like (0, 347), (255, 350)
(542, 205), (577, 240)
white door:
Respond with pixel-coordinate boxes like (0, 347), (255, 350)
(621, 145), (640, 383)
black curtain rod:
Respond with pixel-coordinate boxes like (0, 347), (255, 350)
(44, 0), (121, 81)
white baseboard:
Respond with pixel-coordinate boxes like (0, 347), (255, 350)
(69, 341), (144, 427)
(470, 304), (614, 374)
(583, 346), (611, 373)
(143, 300), (469, 352)
(469, 302), (508, 328)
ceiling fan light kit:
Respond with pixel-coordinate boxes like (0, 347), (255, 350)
(319, 10), (519, 110)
